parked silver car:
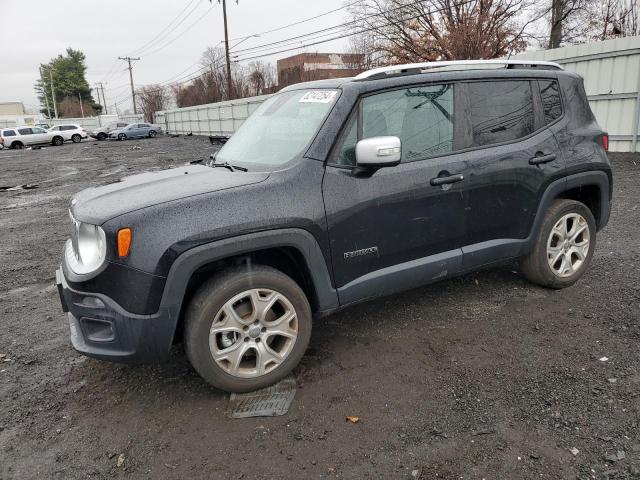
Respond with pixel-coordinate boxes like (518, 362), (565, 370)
(109, 123), (162, 140)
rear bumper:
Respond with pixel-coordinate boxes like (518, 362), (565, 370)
(55, 268), (177, 364)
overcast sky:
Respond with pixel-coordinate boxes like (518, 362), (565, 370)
(0, 0), (349, 114)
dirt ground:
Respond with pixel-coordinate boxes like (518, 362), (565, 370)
(0, 136), (638, 480)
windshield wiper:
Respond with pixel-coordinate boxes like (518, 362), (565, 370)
(210, 161), (248, 172)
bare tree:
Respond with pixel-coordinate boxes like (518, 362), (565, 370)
(246, 61), (277, 96)
(136, 85), (170, 123)
(347, 0), (536, 63)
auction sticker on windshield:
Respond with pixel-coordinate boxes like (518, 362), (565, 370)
(299, 90), (338, 103)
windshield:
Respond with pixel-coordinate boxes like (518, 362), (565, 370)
(215, 89), (339, 167)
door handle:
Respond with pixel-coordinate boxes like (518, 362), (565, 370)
(529, 152), (556, 165)
(430, 174), (464, 186)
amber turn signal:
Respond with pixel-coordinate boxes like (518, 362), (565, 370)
(117, 228), (132, 257)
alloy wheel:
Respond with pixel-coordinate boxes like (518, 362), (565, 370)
(209, 288), (298, 378)
(546, 212), (590, 278)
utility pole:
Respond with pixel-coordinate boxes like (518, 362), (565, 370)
(49, 68), (58, 119)
(118, 56), (140, 114)
(217, 0), (234, 100)
(100, 83), (108, 115)
(95, 82), (108, 115)
(78, 92), (85, 118)
(39, 66), (51, 119)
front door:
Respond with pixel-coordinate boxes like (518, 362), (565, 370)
(322, 83), (470, 305)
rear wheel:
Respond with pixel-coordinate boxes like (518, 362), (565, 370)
(71, 134), (82, 143)
(11, 141), (23, 149)
(118, 133), (126, 141)
(52, 136), (64, 146)
(521, 199), (596, 288)
(185, 265), (312, 393)
(97, 132), (107, 141)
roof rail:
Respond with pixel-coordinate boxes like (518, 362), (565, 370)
(354, 59), (563, 80)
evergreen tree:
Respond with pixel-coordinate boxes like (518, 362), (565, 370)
(34, 48), (102, 118)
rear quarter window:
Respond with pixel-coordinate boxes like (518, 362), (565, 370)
(539, 80), (563, 124)
(2, 130), (16, 136)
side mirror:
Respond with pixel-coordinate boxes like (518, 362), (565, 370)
(355, 136), (401, 168)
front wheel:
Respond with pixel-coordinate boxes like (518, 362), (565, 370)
(521, 199), (596, 288)
(97, 132), (107, 141)
(71, 134), (82, 143)
(52, 136), (64, 146)
(118, 133), (126, 141)
(148, 130), (157, 138)
(184, 265), (312, 393)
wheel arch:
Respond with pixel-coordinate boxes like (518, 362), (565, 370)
(158, 228), (339, 345)
(528, 170), (611, 251)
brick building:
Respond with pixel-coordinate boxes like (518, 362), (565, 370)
(277, 53), (365, 88)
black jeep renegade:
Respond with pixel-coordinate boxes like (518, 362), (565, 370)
(56, 60), (612, 392)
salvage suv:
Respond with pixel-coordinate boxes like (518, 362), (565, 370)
(56, 60), (612, 392)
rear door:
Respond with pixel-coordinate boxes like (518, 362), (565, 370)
(322, 82), (470, 304)
(17, 127), (36, 145)
(458, 78), (564, 269)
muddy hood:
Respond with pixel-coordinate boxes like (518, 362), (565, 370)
(70, 164), (269, 225)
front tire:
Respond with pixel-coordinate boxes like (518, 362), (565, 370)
(52, 136), (64, 146)
(184, 265), (312, 393)
(71, 134), (82, 143)
(521, 199), (596, 288)
(118, 133), (126, 141)
(97, 132), (107, 141)
(149, 130), (157, 138)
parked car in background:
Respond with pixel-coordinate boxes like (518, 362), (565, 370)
(90, 121), (129, 141)
(35, 123), (51, 130)
(109, 123), (162, 140)
(49, 124), (88, 143)
(0, 126), (63, 149)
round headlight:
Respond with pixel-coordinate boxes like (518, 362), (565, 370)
(66, 222), (106, 275)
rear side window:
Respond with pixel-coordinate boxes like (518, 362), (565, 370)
(539, 80), (562, 124)
(467, 80), (534, 147)
(61, 125), (75, 131)
(17, 128), (32, 135)
(2, 130), (16, 136)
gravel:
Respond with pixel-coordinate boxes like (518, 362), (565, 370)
(0, 136), (638, 479)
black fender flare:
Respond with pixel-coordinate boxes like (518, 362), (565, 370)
(525, 170), (611, 251)
(158, 228), (339, 340)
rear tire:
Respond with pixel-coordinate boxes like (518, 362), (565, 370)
(97, 132), (107, 141)
(521, 199), (596, 288)
(71, 134), (82, 143)
(11, 141), (23, 149)
(184, 265), (312, 393)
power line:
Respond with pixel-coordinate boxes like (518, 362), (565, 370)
(231, 0), (441, 57)
(138, 2), (215, 57)
(232, 0), (475, 63)
(228, 0), (360, 41)
(128, 0), (201, 56)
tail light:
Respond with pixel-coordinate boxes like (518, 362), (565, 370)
(0, 137), (4, 146)
(601, 134), (609, 152)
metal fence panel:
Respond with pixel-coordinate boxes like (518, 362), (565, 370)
(155, 95), (272, 136)
(513, 35), (640, 152)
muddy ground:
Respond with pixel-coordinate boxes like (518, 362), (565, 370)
(0, 136), (638, 479)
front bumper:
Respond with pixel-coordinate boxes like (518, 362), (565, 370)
(55, 268), (177, 364)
